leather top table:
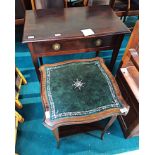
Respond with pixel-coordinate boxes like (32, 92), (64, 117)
(23, 5), (130, 80)
(39, 57), (129, 147)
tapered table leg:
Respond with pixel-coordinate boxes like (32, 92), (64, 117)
(109, 34), (124, 71)
(39, 57), (43, 66)
(101, 116), (117, 139)
(52, 128), (60, 148)
(96, 50), (100, 57)
(32, 55), (40, 81)
(28, 43), (41, 81)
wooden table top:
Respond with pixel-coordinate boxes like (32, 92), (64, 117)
(23, 5), (130, 43)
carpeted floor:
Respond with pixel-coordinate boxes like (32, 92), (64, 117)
(15, 17), (139, 155)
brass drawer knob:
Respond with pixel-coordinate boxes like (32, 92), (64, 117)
(95, 39), (102, 46)
(52, 43), (61, 51)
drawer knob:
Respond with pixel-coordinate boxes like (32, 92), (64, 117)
(95, 39), (102, 46)
(52, 43), (61, 51)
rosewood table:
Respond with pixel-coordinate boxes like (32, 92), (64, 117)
(39, 57), (129, 147)
(23, 5), (130, 80)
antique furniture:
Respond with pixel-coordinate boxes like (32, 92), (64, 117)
(23, 5), (130, 80)
(115, 21), (139, 138)
(84, 0), (110, 6)
(84, 0), (139, 21)
(39, 57), (129, 147)
(31, 0), (68, 10)
(15, 0), (26, 25)
(110, 0), (139, 20)
(15, 67), (27, 109)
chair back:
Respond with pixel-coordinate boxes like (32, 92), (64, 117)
(83, 0), (110, 6)
(16, 0), (25, 19)
(31, 0), (67, 10)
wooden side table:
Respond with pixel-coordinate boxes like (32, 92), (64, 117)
(39, 57), (129, 147)
(23, 5), (130, 80)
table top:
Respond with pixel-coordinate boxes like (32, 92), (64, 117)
(39, 57), (129, 129)
(23, 5), (130, 43)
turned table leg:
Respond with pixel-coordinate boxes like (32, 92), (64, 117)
(101, 115), (117, 139)
(52, 128), (60, 148)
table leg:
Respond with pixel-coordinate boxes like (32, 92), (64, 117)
(109, 34), (124, 72)
(96, 50), (100, 57)
(110, 0), (115, 9)
(39, 57), (43, 66)
(101, 115), (117, 139)
(52, 128), (60, 148)
(28, 43), (41, 81)
(32, 55), (41, 81)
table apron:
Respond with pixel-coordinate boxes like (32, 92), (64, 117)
(30, 35), (116, 57)
(31, 46), (113, 57)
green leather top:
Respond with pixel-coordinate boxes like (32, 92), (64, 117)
(44, 60), (123, 120)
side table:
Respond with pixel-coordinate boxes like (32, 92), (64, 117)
(39, 57), (129, 147)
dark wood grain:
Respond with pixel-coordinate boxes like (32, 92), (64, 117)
(23, 5), (130, 79)
(31, 0), (68, 10)
(23, 5), (130, 43)
(15, 0), (26, 25)
(109, 34), (124, 70)
(31, 35), (114, 55)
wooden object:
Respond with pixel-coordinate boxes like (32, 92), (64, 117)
(101, 115), (117, 139)
(15, 67), (27, 109)
(23, 5), (130, 80)
(31, 0), (68, 10)
(39, 57), (129, 147)
(15, 0), (26, 25)
(85, 0), (110, 6)
(115, 21), (139, 138)
(110, 0), (139, 20)
(120, 20), (139, 68)
(84, 0), (139, 21)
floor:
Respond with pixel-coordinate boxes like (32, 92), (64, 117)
(15, 16), (139, 155)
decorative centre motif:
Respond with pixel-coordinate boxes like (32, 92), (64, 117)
(72, 79), (85, 90)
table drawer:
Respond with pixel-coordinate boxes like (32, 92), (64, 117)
(32, 36), (114, 54)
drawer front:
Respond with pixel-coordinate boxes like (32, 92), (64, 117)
(32, 36), (114, 54)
